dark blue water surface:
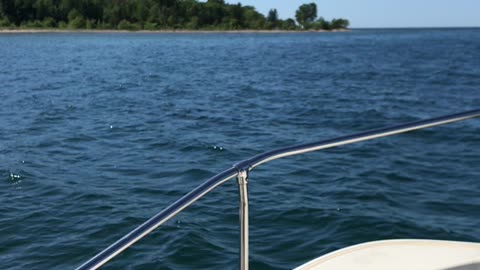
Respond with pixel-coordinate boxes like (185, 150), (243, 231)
(1, 29), (479, 270)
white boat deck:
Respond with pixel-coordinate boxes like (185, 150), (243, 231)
(295, 240), (480, 270)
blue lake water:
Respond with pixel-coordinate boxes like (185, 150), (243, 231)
(0, 29), (479, 269)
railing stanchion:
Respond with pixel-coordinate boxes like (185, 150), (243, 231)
(74, 109), (480, 270)
(237, 170), (249, 270)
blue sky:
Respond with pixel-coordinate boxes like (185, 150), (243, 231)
(224, 0), (480, 28)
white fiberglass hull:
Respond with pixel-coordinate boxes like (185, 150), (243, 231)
(295, 239), (480, 270)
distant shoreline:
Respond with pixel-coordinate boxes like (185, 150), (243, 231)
(0, 28), (349, 34)
(1, 27), (477, 35)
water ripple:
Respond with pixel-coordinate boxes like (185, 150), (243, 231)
(0, 30), (479, 270)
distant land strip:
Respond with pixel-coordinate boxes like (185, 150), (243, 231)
(0, 1), (349, 32)
(0, 29), (350, 34)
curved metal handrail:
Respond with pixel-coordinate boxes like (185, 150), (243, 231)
(76, 109), (480, 270)
(235, 109), (480, 170)
(76, 167), (239, 270)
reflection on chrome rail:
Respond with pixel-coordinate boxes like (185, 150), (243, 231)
(76, 109), (480, 270)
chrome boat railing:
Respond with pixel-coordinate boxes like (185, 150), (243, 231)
(76, 109), (480, 270)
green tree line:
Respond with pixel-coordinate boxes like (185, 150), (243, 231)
(0, 1), (349, 31)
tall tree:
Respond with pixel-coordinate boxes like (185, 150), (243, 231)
(295, 3), (317, 29)
(267, 8), (277, 23)
(266, 8), (278, 29)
